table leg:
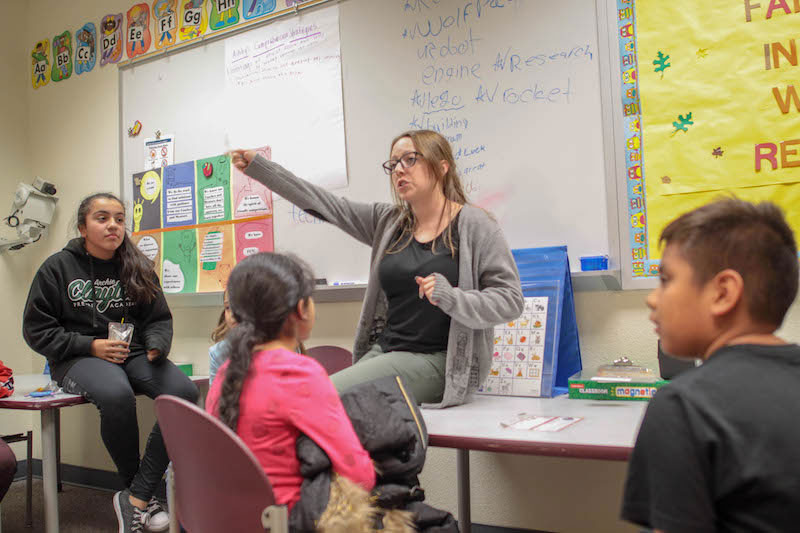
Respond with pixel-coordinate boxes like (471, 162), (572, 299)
(457, 448), (471, 533)
(55, 409), (62, 492)
(41, 409), (60, 533)
(167, 464), (179, 533)
(26, 431), (32, 527)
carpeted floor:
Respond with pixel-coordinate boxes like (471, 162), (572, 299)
(1, 479), (118, 533)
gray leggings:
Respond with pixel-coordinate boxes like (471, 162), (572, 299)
(329, 344), (446, 404)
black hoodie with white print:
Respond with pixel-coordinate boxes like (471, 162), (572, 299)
(22, 238), (172, 383)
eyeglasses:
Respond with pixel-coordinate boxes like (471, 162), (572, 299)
(382, 151), (422, 175)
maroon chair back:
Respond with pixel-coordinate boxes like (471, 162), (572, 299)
(305, 345), (353, 375)
(155, 395), (283, 533)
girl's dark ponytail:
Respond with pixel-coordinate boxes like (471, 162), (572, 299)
(216, 253), (314, 431)
(217, 321), (261, 431)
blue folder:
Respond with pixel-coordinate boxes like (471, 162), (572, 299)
(512, 246), (582, 397)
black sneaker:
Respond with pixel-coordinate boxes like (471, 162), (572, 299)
(143, 496), (170, 532)
(113, 490), (146, 533)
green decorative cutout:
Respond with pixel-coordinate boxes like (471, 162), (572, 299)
(672, 112), (694, 134)
(653, 50), (670, 78)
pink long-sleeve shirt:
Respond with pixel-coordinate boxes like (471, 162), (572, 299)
(206, 348), (375, 508)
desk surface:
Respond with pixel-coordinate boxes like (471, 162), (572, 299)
(421, 394), (647, 461)
(0, 374), (209, 411)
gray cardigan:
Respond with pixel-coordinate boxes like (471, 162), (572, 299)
(245, 155), (524, 408)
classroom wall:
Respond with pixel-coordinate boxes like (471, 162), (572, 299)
(0, 0), (37, 457)
(8, 2), (800, 532)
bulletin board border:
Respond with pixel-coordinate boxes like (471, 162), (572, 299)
(616, 0), (659, 279)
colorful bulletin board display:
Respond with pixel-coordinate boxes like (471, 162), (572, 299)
(131, 147), (274, 293)
(618, 0), (800, 279)
(478, 247), (582, 398)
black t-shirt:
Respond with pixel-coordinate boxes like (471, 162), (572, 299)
(377, 214), (460, 353)
(622, 343), (800, 533)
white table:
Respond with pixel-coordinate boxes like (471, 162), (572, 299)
(421, 394), (647, 533)
(0, 374), (208, 533)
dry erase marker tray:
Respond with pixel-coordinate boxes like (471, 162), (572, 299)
(567, 370), (668, 401)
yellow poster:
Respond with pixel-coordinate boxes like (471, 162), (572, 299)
(626, 1), (800, 271)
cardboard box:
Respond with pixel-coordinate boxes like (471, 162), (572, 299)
(568, 371), (668, 401)
(175, 362), (193, 378)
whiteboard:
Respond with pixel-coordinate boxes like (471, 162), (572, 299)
(121, 0), (618, 284)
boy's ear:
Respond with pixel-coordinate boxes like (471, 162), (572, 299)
(708, 268), (745, 317)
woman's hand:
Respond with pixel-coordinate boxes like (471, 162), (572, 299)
(91, 339), (130, 364)
(147, 349), (162, 362)
(415, 275), (438, 306)
(230, 149), (258, 171)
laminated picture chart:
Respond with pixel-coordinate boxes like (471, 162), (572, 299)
(129, 146), (274, 293)
(479, 297), (549, 397)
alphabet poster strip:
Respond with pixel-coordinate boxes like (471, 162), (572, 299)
(153, 0), (177, 49)
(51, 31), (73, 82)
(209, 0), (240, 32)
(242, 0), (277, 20)
(126, 4), (152, 59)
(100, 13), (123, 66)
(31, 39), (50, 88)
(178, 0), (208, 42)
(75, 23), (97, 75)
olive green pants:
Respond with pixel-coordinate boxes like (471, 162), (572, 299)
(330, 343), (447, 404)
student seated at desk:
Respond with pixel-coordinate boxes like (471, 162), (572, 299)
(208, 289), (235, 386)
(205, 252), (375, 509)
(621, 198), (800, 532)
(230, 129), (524, 407)
(22, 193), (199, 533)
(209, 288), (306, 386)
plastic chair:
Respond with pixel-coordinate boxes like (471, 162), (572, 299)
(154, 395), (288, 533)
(305, 345), (353, 375)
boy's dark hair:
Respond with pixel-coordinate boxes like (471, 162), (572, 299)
(660, 197), (798, 327)
(77, 193), (160, 304)
(217, 252), (314, 431)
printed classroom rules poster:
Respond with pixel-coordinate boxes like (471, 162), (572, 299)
(130, 146), (274, 293)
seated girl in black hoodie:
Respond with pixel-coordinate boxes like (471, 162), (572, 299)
(23, 192), (198, 533)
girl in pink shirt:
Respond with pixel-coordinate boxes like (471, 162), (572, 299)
(206, 253), (375, 508)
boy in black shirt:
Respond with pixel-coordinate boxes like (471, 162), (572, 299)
(621, 198), (800, 532)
